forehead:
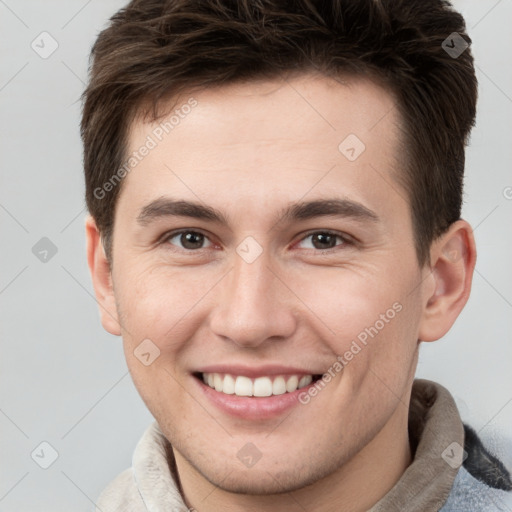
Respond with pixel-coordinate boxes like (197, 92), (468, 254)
(118, 74), (405, 226)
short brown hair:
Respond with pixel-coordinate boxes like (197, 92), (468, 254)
(81, 0), (477, 266)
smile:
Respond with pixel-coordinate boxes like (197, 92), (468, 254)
(199, 372), (321, 397)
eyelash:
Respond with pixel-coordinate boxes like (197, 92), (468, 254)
(159, 229), (354, 255)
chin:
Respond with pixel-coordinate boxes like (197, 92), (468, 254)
(189, 452), (341, 496)
(203, 470), (312, 495)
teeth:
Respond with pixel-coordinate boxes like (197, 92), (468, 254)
(201, 373), (315, 396)
(234, 376), (253, 396)
(298, 375), (313, 388)
(286, 375), (299, 392)
(214, 374), (223, 392)
(223, 374), (235, 394)
(254, 377), (272, 397)
(272, 376), (287, 395)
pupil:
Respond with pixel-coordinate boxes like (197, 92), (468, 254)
(314, 233), (334, 249)
(182, 232), (203, 249)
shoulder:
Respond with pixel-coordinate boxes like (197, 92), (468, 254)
(94, 420), (185, 511)
(441, 423), (512, 511)
(442, 465), (512, 511)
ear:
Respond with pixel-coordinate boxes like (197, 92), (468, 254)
(418, 219), (477, 342)
(85, 215), (122, 336)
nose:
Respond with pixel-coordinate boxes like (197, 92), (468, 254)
(209, 244), (297, 349)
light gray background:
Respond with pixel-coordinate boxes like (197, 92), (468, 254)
(1, 1), (511, 510)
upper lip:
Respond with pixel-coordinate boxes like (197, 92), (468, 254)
(195, 364), (323, 379)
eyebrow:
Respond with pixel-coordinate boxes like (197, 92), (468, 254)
(136, 196), (379, 227)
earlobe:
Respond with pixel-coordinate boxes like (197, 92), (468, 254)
(418, 220), (476, 342)
(85, 215), (122, 336)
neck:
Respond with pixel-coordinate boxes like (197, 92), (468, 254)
(174, 400), (412, 512)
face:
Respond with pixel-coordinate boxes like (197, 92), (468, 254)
(101, 74), (433, 494)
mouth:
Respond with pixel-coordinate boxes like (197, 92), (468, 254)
(193, 372), (323, 397)
(191, 364), (333, 420)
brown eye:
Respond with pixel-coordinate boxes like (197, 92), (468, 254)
(296, 231), (350, 252)
(310, 232), (338, 250)
(164, 230), (213, 250)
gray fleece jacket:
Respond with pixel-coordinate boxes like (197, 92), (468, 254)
(95, 379), (512, 511)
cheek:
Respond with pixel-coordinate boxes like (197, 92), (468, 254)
(294, 265), (421, 380)
(114, 264), (224, 396)
(115, 269), (193, 413)
(114, 263), (210, 339)
(293, 267), (404, 335)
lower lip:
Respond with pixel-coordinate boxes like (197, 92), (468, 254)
(193, 375), (318, 420)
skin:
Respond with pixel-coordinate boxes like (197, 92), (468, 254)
(86, 73), (476, 511)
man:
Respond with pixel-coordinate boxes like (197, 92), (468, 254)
(82, 0), (511, 510)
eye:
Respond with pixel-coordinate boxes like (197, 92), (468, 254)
(159, 229), (353, 254)
(296, 230), (352, 252)
(162, 230), (214, 251)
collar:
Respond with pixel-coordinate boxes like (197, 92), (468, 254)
(369, 379), (464, 511)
